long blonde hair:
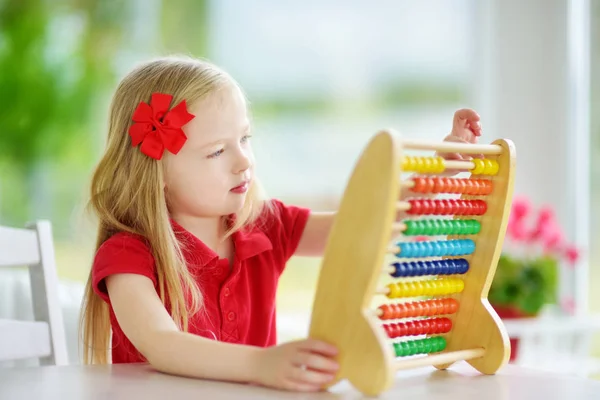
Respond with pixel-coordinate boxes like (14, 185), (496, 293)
(80, 55), (269, 364)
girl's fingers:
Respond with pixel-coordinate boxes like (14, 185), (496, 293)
(289, 365), (336, 387)
(294, 352), (339, 373)
(296, 339), (338, 357)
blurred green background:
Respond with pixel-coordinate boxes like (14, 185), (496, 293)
(0, 0), (472, 309)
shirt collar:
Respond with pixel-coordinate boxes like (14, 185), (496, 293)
(170, 218), (272, 267)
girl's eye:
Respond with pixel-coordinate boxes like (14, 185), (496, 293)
(241, 134), (252, 144)
(208, 148), (224, 158)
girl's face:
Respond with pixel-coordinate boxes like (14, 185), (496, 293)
(163, 84), (254, 219)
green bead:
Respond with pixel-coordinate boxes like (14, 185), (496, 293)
(408, 341), (418, 356)
(431, 220), (441, 235)
(473, 220), (481, 234)
(393, 343), (401, 356)
(405, 220), (417, 235)
(416, 340), (425, 354)
(401, 342), (410, 355)
(433, 337), (447, 352)
(440, 220), (447, 234)
(442, 220), (451, 234)
(439, 337), (447, 351)
(423, 340), (433, 353)
(451, 220), (462, 235)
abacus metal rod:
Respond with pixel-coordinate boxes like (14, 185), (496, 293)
(394, 348), (486, 371)
(401, 139), (503, 155)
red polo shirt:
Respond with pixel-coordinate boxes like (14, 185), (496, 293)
(92, 199), (310, 363)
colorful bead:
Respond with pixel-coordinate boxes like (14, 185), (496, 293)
(385, 278), (465, 299)
(409, 177), (494, 195)
(401, 219), (481, 236)
(378, 298), (460, 320)
(470, 158), (499, 176)
(402, 156), (447, 174)
(383, 318), (453, 339)
(390, 258), (470, 277)
(395, 239), (475, 258)
(393, 336), (447, 357)
(407, 199), (488, 216)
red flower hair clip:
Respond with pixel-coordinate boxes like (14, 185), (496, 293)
(128, 93), (195, 160)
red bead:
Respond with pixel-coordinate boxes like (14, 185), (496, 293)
(408, 199), (421, 214)
(442, 318), (452, 332)
(393, 323), (403, 338)
(383, 324), (393, 337)
(479, 200), (488, 214)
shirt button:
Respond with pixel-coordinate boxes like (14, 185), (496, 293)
(228, 312), (236, 321)
(223, 288), (230, 297)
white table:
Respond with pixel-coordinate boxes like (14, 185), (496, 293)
(1, 361), (599, 399)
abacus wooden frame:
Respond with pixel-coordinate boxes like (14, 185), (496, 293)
(308, 129), (516, 396)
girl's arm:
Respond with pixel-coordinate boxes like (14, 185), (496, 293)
(106, 273), (260, 381)
(105, 273), (339, 391)
(294, 183), (430, 257)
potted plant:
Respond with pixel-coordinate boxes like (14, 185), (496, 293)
(489, 195), (581, 360)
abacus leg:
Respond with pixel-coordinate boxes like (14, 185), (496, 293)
(434, 300), (510, 374)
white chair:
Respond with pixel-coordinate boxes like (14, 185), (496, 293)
(0, 220), (68, 366)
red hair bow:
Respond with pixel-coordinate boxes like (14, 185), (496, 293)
(128, 93), (195, 160)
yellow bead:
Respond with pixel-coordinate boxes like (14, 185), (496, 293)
(387, 283), (400, 298)
(489, 160), (499, 175)
(429, 280), (441, 296)
(472, 159), (485, 175)
(456, 279), (465, 293)
(402, 156), (411, 170)
(482, 159), (494, 175)
(418, 157), (430, 173)
(422, 281), (433, 296)
(434, 156), (446, 173)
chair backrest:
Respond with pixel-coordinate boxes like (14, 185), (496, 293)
(0, 220), (68, 366)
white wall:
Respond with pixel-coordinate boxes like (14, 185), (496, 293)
(473, 0), (591, 314)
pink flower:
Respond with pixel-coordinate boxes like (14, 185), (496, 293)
(511, 196), (531, 221)
(543, 228), (564, 254)
(565, 245), (580, 266)
(560, 297), (576, 315)
(508, 220), (528, 241)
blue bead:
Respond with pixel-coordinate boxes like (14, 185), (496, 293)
(408, 262), (417, 276)
(446, 259), (456, 275)
(412, 261), (421, 276)
(399, 243), (408, 257)
(445, 260), (453, 274)
(445, 241), (455, 256)
(421, 242), (431, 257)
(460, 259), (469, 273)
(407, 243), (415, 257)
(441, 260), (451, 274)
(457, 239), (469, 255)
(391, 263), (401, 277)
(423, 261), (431, 275)
(402, 263), (412, 277)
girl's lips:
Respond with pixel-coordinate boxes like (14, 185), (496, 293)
(230, 182), (249, 194)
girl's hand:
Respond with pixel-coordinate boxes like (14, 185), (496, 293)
(437, 108), (484, 161)
(251, 339), (340, 392)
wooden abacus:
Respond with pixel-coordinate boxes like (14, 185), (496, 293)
(308, 129), (516, 396)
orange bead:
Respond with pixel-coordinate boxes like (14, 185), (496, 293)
(449, 299), (459, 313)
(485, 180), (493, 194)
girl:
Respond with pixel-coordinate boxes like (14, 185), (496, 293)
(80, 55), (482, 392)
